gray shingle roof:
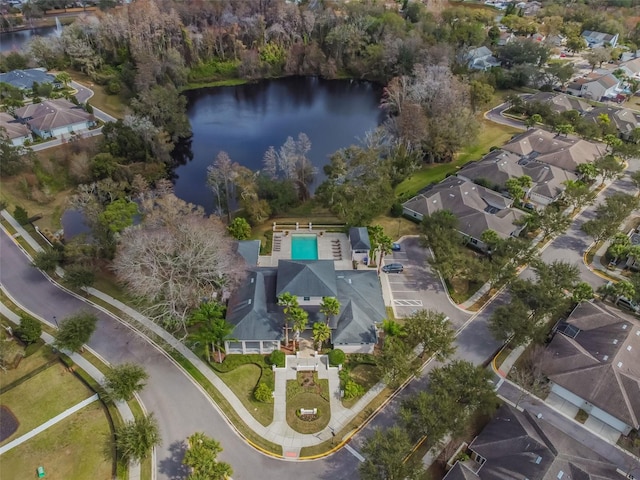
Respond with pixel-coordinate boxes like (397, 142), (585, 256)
(349, 227), (371, 250)
(276, 260), (337, 298)
(15, 99), (94, 133)
(542, 301), (640, 429)
(445, 404), (620, 480)
(0, 68), (56, 90)
(0, 112), (30, 140)
(236, 240), (261, 266)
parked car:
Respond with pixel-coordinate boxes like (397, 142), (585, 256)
(616, 296), (640, 313)
(392, 242), (401, 251)
(382, 263), (404, 273)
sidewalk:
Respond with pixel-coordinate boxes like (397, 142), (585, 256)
(0, 210), (388, 458)
(0, 302), (141, 480)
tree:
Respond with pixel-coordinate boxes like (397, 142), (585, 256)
(291, 306), (309, 352)
(113, 192), (244, 334)
(631, 170), (640, 190)
(469, 80), (494, 113)
(0, 335), (24, 371)
(98, 198), (138, 234)
(188, 302), (232, 363)
(607, 232), (631, 262)
(535, 207), (571, 239)
(597, 282), (618, 301)
(404, 309), (456, 360)
(576, 162), (598, 182)
(319, 297), (340, 326)
(377, 336), (414, 388)
(55, 72), (72, 87)
(16, 315), (42, 344)
(115, 414), (161, 464)
(32, 248), (62, 273)
(562, 180), (595, 210)
(359, 427), (423, 480)
(312, 322), (331, 351)
(555, 124), (574, 137)
(65, 264), (96, 293)
(582, 217), (619, 244)
(614, 280), (635, 300)
(102, 363), (149, 402)
(595, 155), (624, 183)
(183, 432), (233, 480)
(585, 47), (611, 71)
(227, 217), (251, 240)
(572, 282), (594, 303)
(368, 224), (393, 273)
(489, 297), (539, 345)
(54, 311), (98, 353)
(566, 35), (586, 55)
(277, 292), (298, 347)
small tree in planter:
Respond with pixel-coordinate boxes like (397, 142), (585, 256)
(254, 382), (272, 403)
(328, 349), (345, 367)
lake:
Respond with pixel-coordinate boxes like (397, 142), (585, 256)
(172, 76), (384, 213)
(0, 26), (58, 53)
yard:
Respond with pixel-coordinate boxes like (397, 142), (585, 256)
(394, 119), (521, 200)
(67, 71), (126, 119)
(342, 363), (380, 409)
(286, 372), (330, 434)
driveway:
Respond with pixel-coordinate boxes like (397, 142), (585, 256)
(484, 101), (528, 130)
(383, 237), (471, 330)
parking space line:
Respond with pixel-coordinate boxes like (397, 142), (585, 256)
(390, 290), (421, 293)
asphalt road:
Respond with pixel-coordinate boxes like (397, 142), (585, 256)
(484, 101), (528, 130)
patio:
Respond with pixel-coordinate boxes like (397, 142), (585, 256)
(259, 231), (353, 270)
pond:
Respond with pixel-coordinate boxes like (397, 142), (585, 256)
(172, 76), (384, 213)
(0, 26), (58, 53)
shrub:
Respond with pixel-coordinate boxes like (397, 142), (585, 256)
(16, 315), (42, 344)
(343, 379), (365, 399)
(254, 382), (272, 403)
(13, 205), (29, 225)
(269, 349), (285, 368)
(390, 202), (403, 217)
(107, 79), (121, 95)
(328, 349), (345, 367)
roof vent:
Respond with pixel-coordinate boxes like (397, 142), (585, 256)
(250, 278), (255, 284)
(535, 455), (542, 464)
(247, 299), (252, 305)
(613, 339), (619, 344)
(348, 278), (352, 284)
(636, 330), (640, 336)
(557, 471), (564, 479)
(623, 324), (628, 329)
(628, 345), (633, 351)
(603, 355), (609, 361)
(618, 361), (623, 368)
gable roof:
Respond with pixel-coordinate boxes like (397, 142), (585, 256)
(526, 92), (593, 114)
(502, 129), (606, 172)
(542, 301), (640, 429)
(15, 99), (94, 132)
(622, 57), (640, 76)
(236, 240), (261, 266)
(225, 269), (283, 341)
(0, 68), (56, 90)
(403, 176), (525, 240)
(0, 112), (30, 140)
(581, 30), (617, 45)
(349, 227), (371, 250)
(333, 270), (385, 345)
(445, 404), (621, 480)
(276, 260), (337, 298)
(458, 149), (577, 201)
(584, 106), (640, 135)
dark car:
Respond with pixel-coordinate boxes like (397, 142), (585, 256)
(392, 243), (401, 251)
(382, 263), (404, 273)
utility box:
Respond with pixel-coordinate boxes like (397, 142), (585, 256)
(37, 466), (45, 478)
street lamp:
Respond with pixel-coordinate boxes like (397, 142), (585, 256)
(53, 316), (58, 327)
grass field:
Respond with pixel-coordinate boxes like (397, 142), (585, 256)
(67, 71), (126, 119)
(0, 363), (94, 444)
(218, 364), (274, 426)
(0, 344), (56, 387)
(394, 120), (521, 199)
(0, 402), (113, 480)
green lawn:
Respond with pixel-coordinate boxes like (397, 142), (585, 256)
(342, 364), (380, 408)
(0, 343), (57, 388)
(395, 120), (522, 199)
(0, 362), (94, 444)
(217, 364), (274, 426)
(286, 373), (331, 434)
(0, 401), (113, 480)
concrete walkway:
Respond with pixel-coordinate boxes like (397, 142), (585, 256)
(0, 209), (389, 458)
(0, 394), (99, 454)
(0, 302), (141, 480)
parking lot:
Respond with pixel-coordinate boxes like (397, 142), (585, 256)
(382, 237), (471, 330)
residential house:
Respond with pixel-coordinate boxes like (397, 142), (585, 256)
(349, 227), (370, 263)
(457, 149), (577, 206)
(620, 57), (640, 79)
(566, 72), (622, 101)
(542, 301), (640, 436)
(15, 99), (95, 139)
(526, 92), (593, 114)
(235, 240), (261, 267)
(0, 111), (32, 146)
(621, 49), (640, 63)
(461, 46), (501, 71)
(544, 33), (566, 47)
(402, 176), (526, 251)
(501, 128), (607, 172)
(443, 404), (621, 480)
(584, 106), (640, 140)
(581, 30), (620, 48)
(224, 260), (385, 355)
(0, 68), (58, 91)
(497, 31), (515, 46)
(521, 0), (542, 16)
(530, 32), (545, 43)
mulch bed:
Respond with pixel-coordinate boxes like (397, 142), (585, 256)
(0, 405), (19, 442)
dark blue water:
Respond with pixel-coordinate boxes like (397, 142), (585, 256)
(172, 77), (384, 212)
(0, 26), (57, 53)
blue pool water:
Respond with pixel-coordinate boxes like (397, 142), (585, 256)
(291, 235), (319, 260)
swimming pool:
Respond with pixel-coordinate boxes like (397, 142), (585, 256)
(291, 235), (319, 260)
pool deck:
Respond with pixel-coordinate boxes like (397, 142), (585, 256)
(259, 232), (353, 270)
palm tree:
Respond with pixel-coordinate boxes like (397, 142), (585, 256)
(319, 296), (340, 326)
(55, 72), (72, 88)
(312, 322), (331, 351)
(115, 414), (161, 463)
(277, 292), (298, 347)
(291, 307), (309, 352)
(188, 302), (233, 363)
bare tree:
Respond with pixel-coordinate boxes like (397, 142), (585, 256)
(113, 192), (245, 334)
